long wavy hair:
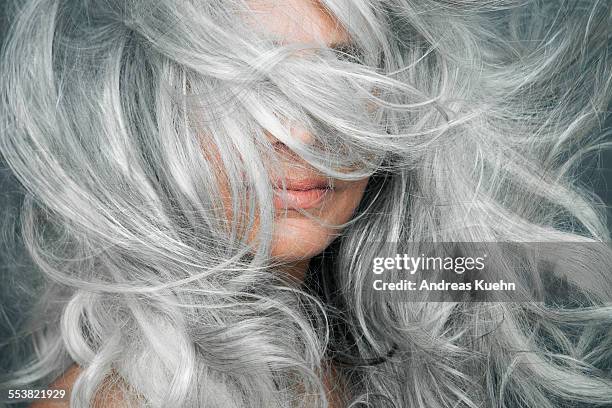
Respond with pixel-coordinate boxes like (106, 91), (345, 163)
(1, 0), (611, 407)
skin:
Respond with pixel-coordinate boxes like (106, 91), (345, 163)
(238, 138), (369, 282)
(273, 146), (368, 272)
(242, 0), (370, 281)
(33, 1), (363, 406)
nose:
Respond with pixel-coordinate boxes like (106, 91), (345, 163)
(265, 120), (316, 147)
(288, 122), (316, 145)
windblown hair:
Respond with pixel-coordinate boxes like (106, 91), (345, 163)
(1, 0), (611, 407)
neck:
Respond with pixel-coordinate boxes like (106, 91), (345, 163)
(323, 362), (347, 408)
(283, 258), (310, 283)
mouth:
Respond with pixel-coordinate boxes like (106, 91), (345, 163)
(273, 177), (332, 210)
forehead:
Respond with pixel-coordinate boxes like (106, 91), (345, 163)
(245, 0), (351, 46)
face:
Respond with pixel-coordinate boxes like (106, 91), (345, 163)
(224, 0), (370, 279)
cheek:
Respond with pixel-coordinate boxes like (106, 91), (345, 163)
(270, 178), (369, 260)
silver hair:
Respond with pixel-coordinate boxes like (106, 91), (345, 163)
(1, 0), (611, 407)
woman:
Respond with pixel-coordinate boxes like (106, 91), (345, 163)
(1, 0), (611, 407)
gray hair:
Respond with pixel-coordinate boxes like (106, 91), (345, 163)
(1, 0), (611, 407)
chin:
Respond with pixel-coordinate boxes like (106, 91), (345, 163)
(270, 217), (335, 261)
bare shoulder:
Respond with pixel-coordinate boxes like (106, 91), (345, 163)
(29, 364), (128, 408)
(28, 364), (80, 408)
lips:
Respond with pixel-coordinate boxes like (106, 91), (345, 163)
(273, 177), (331, 209)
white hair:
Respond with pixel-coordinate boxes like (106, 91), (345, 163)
(1, 0), (611, 407)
